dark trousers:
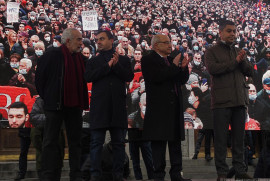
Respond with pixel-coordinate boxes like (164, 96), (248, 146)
(254, 131), (270, 178)
(129, 141), (154, 180)
(151, 140), (182, 180)
(90, 128), (125, 178)
(42, 107), (82, 181)
(213, 106), (246, 175)
(194, 129), (214, 156)
(19, 136), (31, 176)
(31, 127), (65, 172)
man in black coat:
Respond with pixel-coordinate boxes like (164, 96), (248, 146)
(84, 30), (134, 181)
(141, 34), (191, 181)
(35, 28), (89, 181)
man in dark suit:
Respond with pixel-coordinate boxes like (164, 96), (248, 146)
(84, 30), (134, 181)
(141, 34), (191, 181)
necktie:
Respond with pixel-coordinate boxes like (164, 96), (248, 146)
(163, 56), (170, 66)
(163, 57), (178, 96)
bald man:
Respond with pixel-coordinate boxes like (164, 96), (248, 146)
(141, 34), (191, 181)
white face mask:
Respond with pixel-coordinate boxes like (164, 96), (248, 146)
(249, 94), (257, 101)
(10, 62), (19, 69)
(19, 69), (27, 74)
(188, 94), (197, 105)
(180, 32), (185, 36)
(194, 60), (200, 66)
(45, 37), (50, 42)
(24, 54), (28, 58)
(141, 42), (146, 47)
(30, 16), (35, 21)
(35, 50), (43, 56)
(193, 46), (199, 51)
(172, 41), (177, 46)
(53, 42), (58, 47)
(266, 89), (270, 94)
(117, 36), (123, 40)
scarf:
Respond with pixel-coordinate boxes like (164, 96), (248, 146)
(61, 44), (89, 109)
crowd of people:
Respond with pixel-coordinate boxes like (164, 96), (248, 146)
(0, 0), (270, 129)
(0, 0), (270, 180)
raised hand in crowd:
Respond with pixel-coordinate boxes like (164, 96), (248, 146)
(201, 82), (209, 93)
(181, 53), (192, 69)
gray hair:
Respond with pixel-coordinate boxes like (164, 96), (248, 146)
(151, 35), (162, 49)
(20, 58), (32, 69)
(34, 41), (45, 51)
(61, 28), (79, 44)
(30, 35), (39, 41)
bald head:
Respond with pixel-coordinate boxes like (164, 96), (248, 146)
(151, 34), (172, 57)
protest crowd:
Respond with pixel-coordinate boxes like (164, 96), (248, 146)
(0, 0), (270, 180)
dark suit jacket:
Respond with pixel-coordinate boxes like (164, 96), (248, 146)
(141, 50), (189, 141)
(85, 50), (134, 129)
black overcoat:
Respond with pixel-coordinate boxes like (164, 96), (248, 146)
(141, 51), (189, 141)
(85, 50), (134, 129)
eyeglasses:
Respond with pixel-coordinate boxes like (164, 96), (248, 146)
(158, 41), (170, 45)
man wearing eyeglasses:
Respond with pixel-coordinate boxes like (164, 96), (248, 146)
(141, 34), (191, 181)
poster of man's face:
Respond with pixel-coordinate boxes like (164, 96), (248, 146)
(8, 108), (29, 128)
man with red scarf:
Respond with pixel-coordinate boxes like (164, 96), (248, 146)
(35, 28), (89, 181)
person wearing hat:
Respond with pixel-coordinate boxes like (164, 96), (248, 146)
(4, 25), (14, 37)
(27, 12), (38, 29)
(255, 48), (270, 90)
(51, 35), (62, 48)
(178, 39), (189, 55)
(253, 70), (270, 178)
(10, 31), (29, 57)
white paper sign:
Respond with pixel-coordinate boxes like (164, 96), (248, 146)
(7, 2), (20, 23)
(81, 11), (98, 31)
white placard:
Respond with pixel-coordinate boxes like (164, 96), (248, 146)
(81, 10), (98, 31)
(7, 2), (20, 23)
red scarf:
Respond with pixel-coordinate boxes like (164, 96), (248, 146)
(61, 45), (89, 109)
